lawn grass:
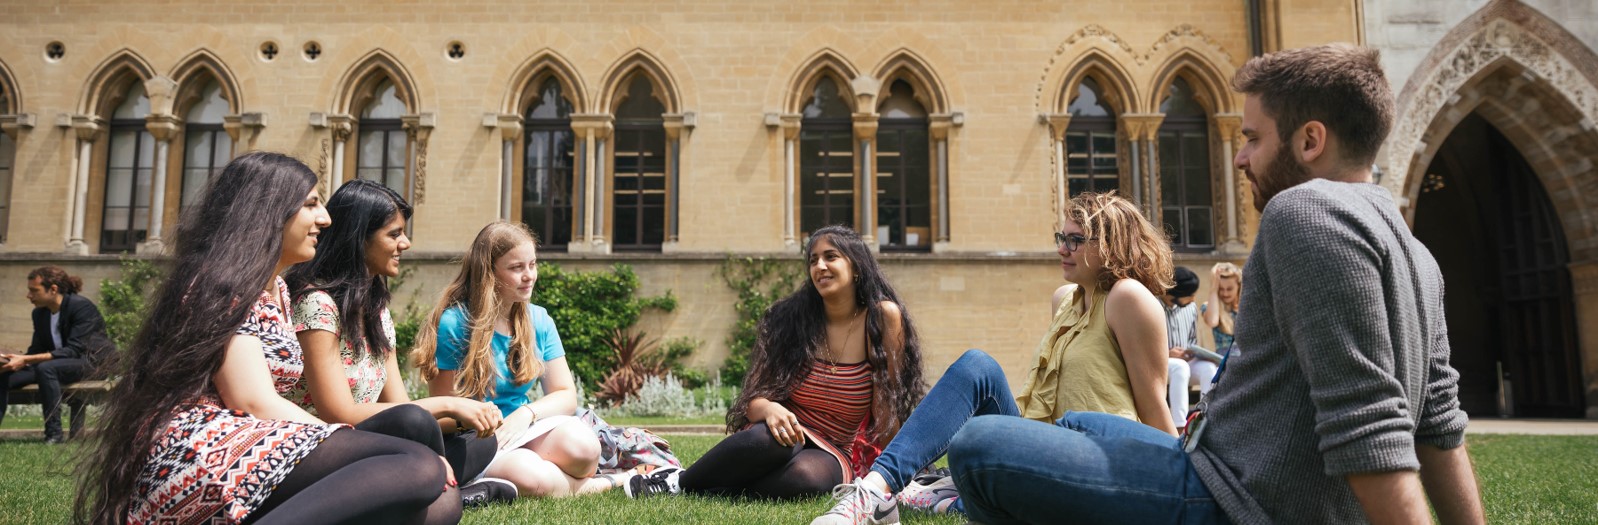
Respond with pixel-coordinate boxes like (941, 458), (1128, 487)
(0, 433), (1592, 524)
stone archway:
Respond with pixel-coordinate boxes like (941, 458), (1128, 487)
(1392, 9), (1598, 418)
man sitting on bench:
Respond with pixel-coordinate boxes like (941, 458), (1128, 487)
(1, 266), (115, 443)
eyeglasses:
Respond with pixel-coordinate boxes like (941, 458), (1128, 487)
(1054, 232), (1098, 252)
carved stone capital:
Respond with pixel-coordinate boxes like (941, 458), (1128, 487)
(1043, 113), (1073, 142)
(490, 113), (523, 142)
(143, 76), (179, 117)
(71, 115), (105, 142)
(850, 75), (882, 115)
(570, 113), (615, 139)
(1213, 113), (1243, 139)
(930, 113), (960, 140)
(223, 112), (267, 149)
(144, 113), (183, 142)
(852, 113), (879, 140)
(0, 113), (35, 140)
(776, 113), (803, 140)
(662, 112), (695, 141)
(1119, 113), (1166, 141)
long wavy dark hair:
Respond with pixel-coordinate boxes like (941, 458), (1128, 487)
(284, 179), (412, 361)
(74, 152), (319, 524)
(726, 225), (926, 444)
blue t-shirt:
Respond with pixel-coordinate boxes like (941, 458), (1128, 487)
(434, 304), (566, 417)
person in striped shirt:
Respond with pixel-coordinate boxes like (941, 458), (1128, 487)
(625, 225), (927, 501)
(1164, 266), (1213, 432)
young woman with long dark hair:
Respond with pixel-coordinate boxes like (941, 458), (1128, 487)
(413, 221), (612, 499)
(284, 179), (514, 506)
(75, 152), (459, 525)
(627, 225), (927, 500)
(810, 192), (1176, 525)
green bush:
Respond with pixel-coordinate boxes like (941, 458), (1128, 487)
(100, 258), (162, 350)
(535, 262), (676, 392)
(717, 256), (802, 385)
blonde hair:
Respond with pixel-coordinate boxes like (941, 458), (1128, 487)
(1067, 191), (1174, 296)
(412, 221), (543, 400)
(1212, 262), (1242, 335)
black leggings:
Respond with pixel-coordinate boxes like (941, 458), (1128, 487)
(244, 406), (460, 525)
(680, 422), (843, 499)
(347, 403), (499, 482)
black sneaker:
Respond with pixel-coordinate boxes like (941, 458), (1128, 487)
(624, 466), (682, 498)
(460, 477), (517, 508)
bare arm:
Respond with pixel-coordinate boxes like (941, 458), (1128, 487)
(1418, 444), (1485, 524)
(214, 335), (324, 425)
(1347, 470), (1429, 525)
(298, 329), (406, 424)
(1201, 293), (1222, 329)
(1104, 279), (1177, 436)
(528, 356), (580, 418)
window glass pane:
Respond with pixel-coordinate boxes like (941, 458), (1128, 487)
(136, 131), (155, 168)
(1159, 133), (1181, 204)
(1187, 207), (1214, 246)
(113, 84), (150, 119)
(214, 131), (231, 161)
(182, 169), (209, 206)
(133, 167), (152, 210)
(1183, 134), (1212, 204)
(1092, 135), (1118, 170)
(363, 80), (406, 119)
(186, 81), (228, 123)
(132, 205), (149, 230)
(386, 130), (406, 169)
(110, 130), (138, 169)
(798, 127), (853, 232)
(1068, 178), (1088, 196)
(527, 78), (573, 120)
(357, 130), (384, 168)
(1067, 77), (1113, 118)
(802, 77), (851, 119)
(616, 75), (666, 120)
(385, 168), (405, 195)
(185, 129), (213, 167)
(878, 80), (927, 119)
(103, 207), (130, 230)
(1162, 206), (1182, 245)
(1158, 77), (1206, 118)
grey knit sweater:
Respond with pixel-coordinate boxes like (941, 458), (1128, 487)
(1188, 179), (1469, 524)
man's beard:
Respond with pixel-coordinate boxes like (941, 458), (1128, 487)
(1252, 142), (1312, 212)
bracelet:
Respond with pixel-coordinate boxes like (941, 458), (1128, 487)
(520, 404), (538, 422)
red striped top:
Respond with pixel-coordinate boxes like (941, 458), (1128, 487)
(789, 359), (874, 454)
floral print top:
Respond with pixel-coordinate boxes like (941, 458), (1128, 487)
(284, 289), (394, 412)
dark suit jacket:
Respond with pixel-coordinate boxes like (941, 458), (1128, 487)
(27, 293), (116, 367)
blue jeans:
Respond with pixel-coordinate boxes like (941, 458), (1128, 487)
(948, 412), (1228, 525)
(868, 349), (1018, 514)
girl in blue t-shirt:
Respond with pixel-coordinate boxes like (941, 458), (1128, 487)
(413, 221), (615, 499)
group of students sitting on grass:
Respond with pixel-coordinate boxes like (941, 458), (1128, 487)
(67, 43), (1482, 525)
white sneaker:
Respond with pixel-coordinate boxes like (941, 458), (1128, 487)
(810, 479), (900, 525)
(624, 466), (682, 498)
(897, 473), (960, 514)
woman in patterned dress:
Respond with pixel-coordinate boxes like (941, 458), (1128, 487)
(284, 179), (512, 506)
(625, 225), (928, 500)
(75, 152), (460, 525)
(412, 221), (612, 499)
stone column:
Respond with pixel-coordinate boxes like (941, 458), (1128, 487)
(776, 113), (802, 246)
(315, 114), (355, 197)
(662, 112), (695, 251)
(1572, 261), (1598, 419)
(929, 112), (962, 250)
(569, 114), (613, 253)
(491, 113), (523, 221)
(67, 116), (104, 254)
(401, 113), (435, 205)
(1213, 113), (1246, 253)
(1044, 114), (1073, 229)
(222, 112), (266, 154)
(852, 113), (879, 247)
(1119, 114), (1166, 218)
(138, 114), (181, 254)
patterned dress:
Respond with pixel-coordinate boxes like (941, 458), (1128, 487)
(285, 289), (393, 411)
(786, 360), (877, 480)
(128, 278), (344, 524)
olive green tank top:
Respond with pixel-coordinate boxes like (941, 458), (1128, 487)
(1014, 284), (1139, 423)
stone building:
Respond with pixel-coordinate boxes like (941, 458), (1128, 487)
(1365, 0), (1598, 418)
(0, 1), (1369, 392)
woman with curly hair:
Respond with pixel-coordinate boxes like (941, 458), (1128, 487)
(626, 225), (927, 500)
(810, 191), (1177, 525)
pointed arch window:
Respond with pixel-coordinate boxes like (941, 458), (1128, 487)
(180, 81), (231, 208)
(523, 77), (576, 250)
(102, 83), (153, 252)
(799, 76), (854, 237)
(611, 75), (667, 251)
(1065, 77), (1120, 196)
(356, 79), (409, 200)
(876, 80), (931, 251)
(1158, 77), (1213, 251)
(0, 87), (13, 243)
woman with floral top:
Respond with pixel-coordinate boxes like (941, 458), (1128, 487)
(284, 179), (515, 506)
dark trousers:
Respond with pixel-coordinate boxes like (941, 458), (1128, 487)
(350, 404), (499, 482)
(1, 358), (92, 439)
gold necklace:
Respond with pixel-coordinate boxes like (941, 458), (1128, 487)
(825, 308), (863, 373)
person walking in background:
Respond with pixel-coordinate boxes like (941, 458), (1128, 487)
(809, 191), (1176, 525)
(625, 225), (926, 501)
(1163, 266), (1210, 432)
(942, 44), (1484, 524)
(285, 179), (515, 508)
(0, 266), (116, 443)
(75, 151), (460, 524)
(413, 221), (615, 500)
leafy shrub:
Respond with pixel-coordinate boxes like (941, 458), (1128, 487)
(100, 258), (162, 350)
(717, 256), (802, 385)
(607, 373), (728, 418)
(534, 262), (676, 391)
(596, 330), (666, 406)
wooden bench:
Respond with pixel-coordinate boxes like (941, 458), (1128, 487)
(6, 380), (114, 438)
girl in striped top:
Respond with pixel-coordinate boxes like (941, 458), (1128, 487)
(625, 225), (926, 500)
